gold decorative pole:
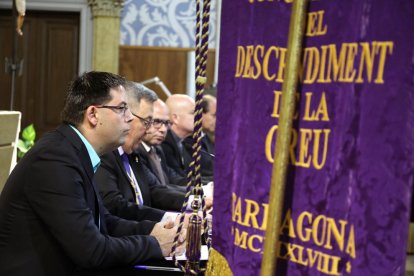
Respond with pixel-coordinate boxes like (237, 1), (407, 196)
(260, 0), (308, 275)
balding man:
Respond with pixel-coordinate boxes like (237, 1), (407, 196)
(137, 99), (186, 187)
(142, 98), (213, 208)
(161, 94), (195, 177)
(96, 84), (187, 213)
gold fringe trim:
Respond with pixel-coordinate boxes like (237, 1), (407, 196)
(206, 248), (233, 276)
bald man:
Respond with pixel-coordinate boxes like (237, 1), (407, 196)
(161, 94), (195, 177)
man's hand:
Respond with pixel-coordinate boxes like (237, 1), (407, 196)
(174, 211), (206, 229)
(203, 182), (213, 209)
(204, 196), (213, 209)
(174, 213), (189, 228)
(203, 182), (213, 197)
(163, 217), (175, 229)
(150, 219), (186, 256)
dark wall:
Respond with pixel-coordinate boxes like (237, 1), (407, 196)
(0, 9), (80, 139)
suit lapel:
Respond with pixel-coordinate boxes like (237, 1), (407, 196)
(129, 153), (152, 206)
(114, 151), (131, 183)
(56, 125), (105, 233)
(113, 151), (139, 205)
(166, 130), (184, 168)
(203, 135), (214, 154)
(139, 144), (164, 184)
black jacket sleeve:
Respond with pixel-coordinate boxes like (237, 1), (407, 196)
(95, 152), (165, 222)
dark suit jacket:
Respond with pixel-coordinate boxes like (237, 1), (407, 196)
(95, 150), (165, 222)
(97, 150), (186, 212)
(202, 133), (214, 155)
(0, 125), (162, 276)
(183, 134), (214, 183)
(161, 130), (191, 178)
(161, 130), (214, 184)
(136, 144), (187, 187)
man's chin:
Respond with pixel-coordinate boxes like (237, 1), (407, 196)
(103, 141), (122, 155)
(116, 134), (129, 148)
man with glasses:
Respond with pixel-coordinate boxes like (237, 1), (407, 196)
(137, 99), (187, 187)
(135, 98), (213, 209)
(96, 82), (188, 216)
(0, 72), (184, 275)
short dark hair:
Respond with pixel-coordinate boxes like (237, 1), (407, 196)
(201, 95), (216, 113)
(61, 71), (126, 126)
(124, 81), (158, 106)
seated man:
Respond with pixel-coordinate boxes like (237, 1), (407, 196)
(161, 94), (194, 178)
(137, 99), (187, 187)
(0, 72), (183, 275)
(137, 99), (213, 204)
(162, 94), (214, 184)
(183, 94), (216, 183)
(96, 83), (189, 213)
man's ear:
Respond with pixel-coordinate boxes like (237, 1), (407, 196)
(85, 106), (99, 126)
(171, 113), (178, 124)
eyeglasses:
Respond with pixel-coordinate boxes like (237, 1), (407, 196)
(95, 103), (129, 117)
(131, 112), (153, 129)
(152, 119), (172, 129)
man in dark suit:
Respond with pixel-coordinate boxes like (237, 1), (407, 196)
(96, 83), (187, 214)
(161, 94), (195, 177)
(197, 94), (217, 182)
(138, 99), (187, 187)
(0, 72), (183, 275)
(138, 99), (213, 207)
(163, 94), (215, 184)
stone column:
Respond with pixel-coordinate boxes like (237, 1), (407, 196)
(88, 0), (123, 73)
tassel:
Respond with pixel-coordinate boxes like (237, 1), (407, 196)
(185, 197), (202, 275)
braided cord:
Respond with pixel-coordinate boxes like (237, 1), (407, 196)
(199, 0), (212, 249)
(170, 0), (212, 274)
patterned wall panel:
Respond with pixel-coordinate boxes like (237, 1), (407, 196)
(120, 0), (217, 48)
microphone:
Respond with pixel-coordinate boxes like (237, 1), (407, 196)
(201, 150), (215, 158)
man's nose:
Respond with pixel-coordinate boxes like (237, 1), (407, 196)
(124, 108), (133, 122)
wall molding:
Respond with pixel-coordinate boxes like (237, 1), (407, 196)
(88, 0), (123, 18)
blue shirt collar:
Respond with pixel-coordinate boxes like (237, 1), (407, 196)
(70, 125), (101, 173)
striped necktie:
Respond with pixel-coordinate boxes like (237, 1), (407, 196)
(121, 153), (143, 205)
(148, 147), (168, 186)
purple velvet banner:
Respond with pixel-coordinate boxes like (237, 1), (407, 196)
(213, 1), (414, 275)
